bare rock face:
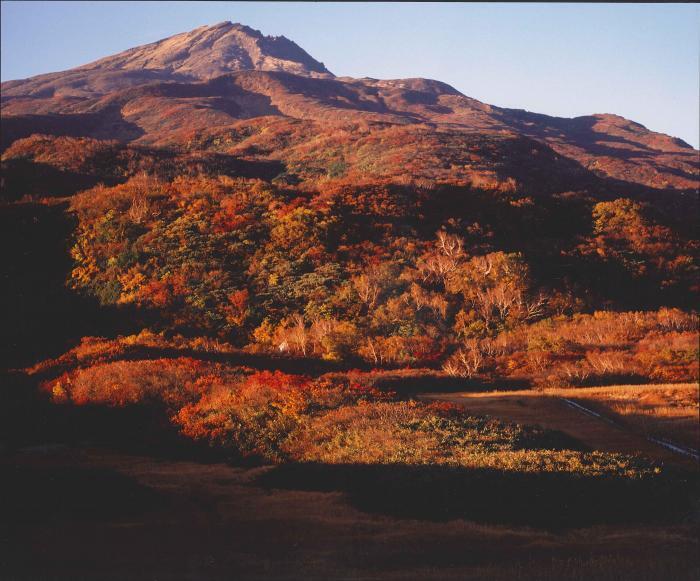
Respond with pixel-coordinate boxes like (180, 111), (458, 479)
(1, 22), (332, 100)
(74, 22), (333, 80)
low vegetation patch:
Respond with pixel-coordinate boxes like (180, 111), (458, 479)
(44, 362), (661, 480)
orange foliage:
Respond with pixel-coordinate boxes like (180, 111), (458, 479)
(46, 358), (214, 409)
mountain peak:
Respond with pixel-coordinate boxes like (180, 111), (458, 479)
(75, 21), (333, 80)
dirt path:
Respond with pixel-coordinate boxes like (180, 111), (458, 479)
(420, 390), (696, 468)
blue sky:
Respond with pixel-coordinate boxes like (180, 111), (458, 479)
(2, 2), (698, 147)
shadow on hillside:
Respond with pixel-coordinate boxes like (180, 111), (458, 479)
(0, 203), (152, 370)
(0, 371), (225, 462)
(105, 345), (364, 376)
(258, 461), (697, 530)
(1, 107), (145, 152)
(372, 374), (530, 395)
(1, 159), (123, 200)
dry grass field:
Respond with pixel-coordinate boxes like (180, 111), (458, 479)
(549, 383), (698, 451)
(422, 383), (699, 468)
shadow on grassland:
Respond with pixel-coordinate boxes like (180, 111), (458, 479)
(1, 463), (168, 525)
(371, 373), (530, 395)
(258, 461), (698, 530)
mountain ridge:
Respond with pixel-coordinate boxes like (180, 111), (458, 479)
(1, 22), (697, 193)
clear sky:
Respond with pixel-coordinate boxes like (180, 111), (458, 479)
(2, 1), (698, 147)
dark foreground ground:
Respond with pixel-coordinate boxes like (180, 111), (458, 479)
(2, 441), (698, 581)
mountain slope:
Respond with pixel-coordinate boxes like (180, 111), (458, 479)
(74, 21), (333, 79)
(1, 22), (697, 193)
(1, 22), (331, 101)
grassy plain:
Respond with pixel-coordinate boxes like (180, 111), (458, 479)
(422, 383), (699, 468)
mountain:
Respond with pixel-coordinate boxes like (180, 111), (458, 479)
(1, 22), (331, 100)
(1, 22), (698, 193)
(74, 21), (333, 79)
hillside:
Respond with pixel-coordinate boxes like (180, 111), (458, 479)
(1, 22), (697, 192)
